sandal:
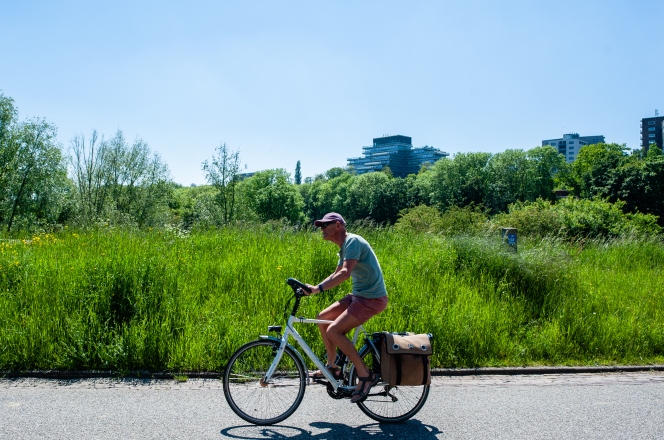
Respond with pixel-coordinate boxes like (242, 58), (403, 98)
(350, 372), (380, 403)
(311, 365), (342, 381)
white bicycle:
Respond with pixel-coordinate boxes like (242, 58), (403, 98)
(222, 278), (430, 425)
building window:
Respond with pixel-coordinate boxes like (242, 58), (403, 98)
(649, 127), (656, 131)
(649, 134), (656, 138)
(649, 121), (656, 125)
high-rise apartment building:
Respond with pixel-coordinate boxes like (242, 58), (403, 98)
(641, 116), (664, 152)
(347, 135), (449, 178)
(541, 133), (605, 163)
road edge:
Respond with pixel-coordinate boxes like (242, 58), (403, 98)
(2, 364), (664, 380)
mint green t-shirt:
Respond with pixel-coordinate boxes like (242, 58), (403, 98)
(337, 233), (387, 299)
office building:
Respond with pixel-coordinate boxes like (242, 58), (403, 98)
(347, 135), (449, 178)
(641, 116), (664, 152)
(541, 133), (605, 163)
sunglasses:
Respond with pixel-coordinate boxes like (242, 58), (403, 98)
(318, 221), (336, 229)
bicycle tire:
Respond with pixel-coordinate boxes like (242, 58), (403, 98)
(350, 345), (430, 423)
(223, 339), (307, 425)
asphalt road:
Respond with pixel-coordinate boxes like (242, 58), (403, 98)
(2, 372), (663, 439)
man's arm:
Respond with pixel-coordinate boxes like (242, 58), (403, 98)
(307, 259), (357, 294)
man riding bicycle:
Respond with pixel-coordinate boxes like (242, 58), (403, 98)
(304, 212), (388, 403)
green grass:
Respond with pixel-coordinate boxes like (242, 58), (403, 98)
(1, 226), (663, 372)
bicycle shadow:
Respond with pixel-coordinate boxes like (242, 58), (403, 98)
(220, 419), (442, 439)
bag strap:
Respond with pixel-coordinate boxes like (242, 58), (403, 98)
(421, 355), (429, 385)
(395, 356), (402, 385)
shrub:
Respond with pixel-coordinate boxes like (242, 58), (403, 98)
(394, 205), (443, 233)
(492, 197), (662, 240)
(396, 204), (488, 235)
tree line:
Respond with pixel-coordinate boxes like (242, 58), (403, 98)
(2, 91), (663, 234)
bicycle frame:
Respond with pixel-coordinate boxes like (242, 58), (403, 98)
(261, 313), (371, 393)
(223, 279), (429, 425)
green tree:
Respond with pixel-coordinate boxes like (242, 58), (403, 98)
(1, 117), (69, 232)
(486, 149), (535, 213)
(345, 172), (412, 224)
(299, 168), (353, 221)
(238, 169), (305, 223)
(0, 93), (16, 145)
(294, 160), (302, 185)
(526, 146), (569, 199)
(566, 143), (628, 199)
(614, 148), (664, 222)
(482, 147), (566, 213)
(646, 142), (663, 159)
(0, 93), (19, 203)
(557, 142), (664, 224)
(202, 143), (242, 223)
(70, 130), (106, 222)
(346, 172), (390, 222)
(325, 167), (347, 180)
(170, 184), (223, 228)
(70, 130), (172, 226)
(423, 152), (492, 210)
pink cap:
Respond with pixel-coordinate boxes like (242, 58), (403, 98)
(314, 212), (346, 227)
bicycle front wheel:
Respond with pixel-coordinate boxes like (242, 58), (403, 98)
(351, 345), (430, 423)
(223, 339), (307, 425)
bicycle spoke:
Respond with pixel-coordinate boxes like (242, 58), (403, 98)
(352, 346), (429, 423)
(223, 340), (306, 425)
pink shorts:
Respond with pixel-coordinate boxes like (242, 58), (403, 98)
(338, 294), (388, 323)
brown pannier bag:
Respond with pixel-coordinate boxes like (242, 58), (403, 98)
(379, 332), (432, 386)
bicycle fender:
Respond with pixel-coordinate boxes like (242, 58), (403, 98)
(258, 336), (310, 384)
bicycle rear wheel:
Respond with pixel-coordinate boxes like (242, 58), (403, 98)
(350, 345), (430, 423)
(223, 339), (307, 425)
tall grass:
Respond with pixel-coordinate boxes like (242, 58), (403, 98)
(1, 226), (662, 372)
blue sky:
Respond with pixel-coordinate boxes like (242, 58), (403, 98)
(2, 1), (663, 185)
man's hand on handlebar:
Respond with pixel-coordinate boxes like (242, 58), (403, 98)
(304, 284), (320, 295)
(286, 278), (313, 296)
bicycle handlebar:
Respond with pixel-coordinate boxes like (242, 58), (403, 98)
(284, 278), (312, 317)
(286, 277), (312, 296)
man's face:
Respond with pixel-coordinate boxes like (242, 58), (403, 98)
(318, 221), (336, 240)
